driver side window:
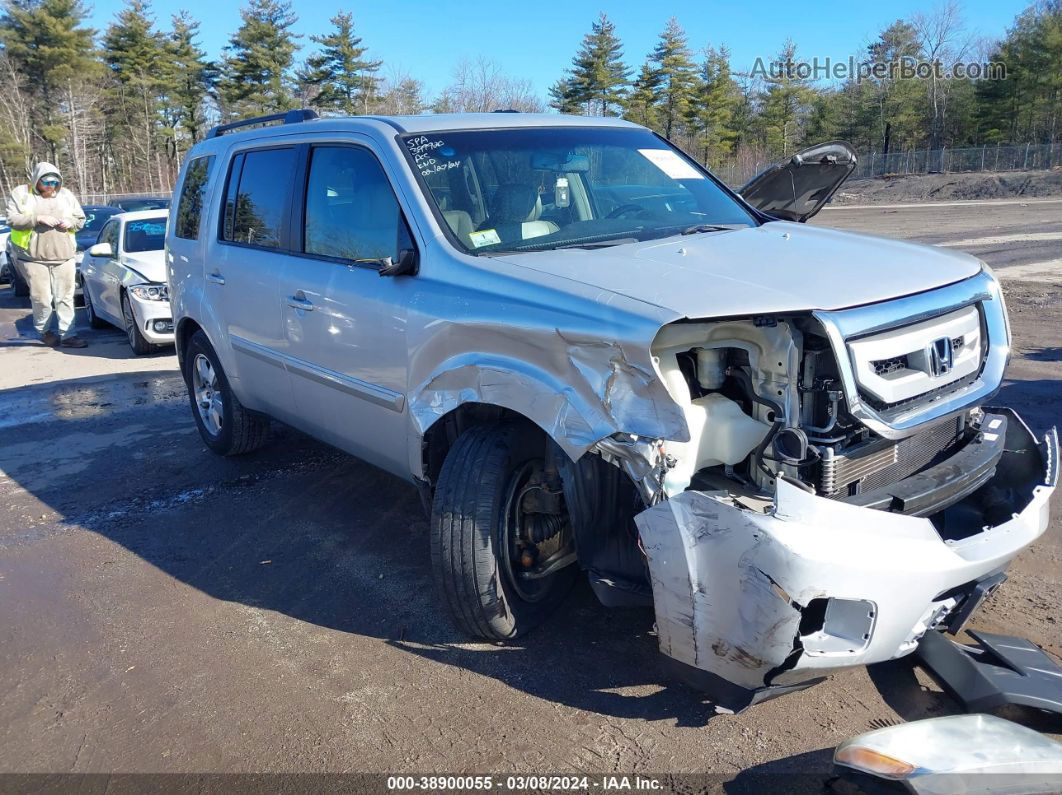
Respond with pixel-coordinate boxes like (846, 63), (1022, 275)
(100, 220), (120, 255)
(303, 145), (410, 262)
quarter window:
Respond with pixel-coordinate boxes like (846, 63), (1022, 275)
(303, 146), (408, 261)
(174, 155), (214, 240)
(221, 147), (297, 249)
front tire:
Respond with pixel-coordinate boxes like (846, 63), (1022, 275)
(122, 292), (154, 354)
(430, 423), (576, 641)
(184, 330), (269, 456)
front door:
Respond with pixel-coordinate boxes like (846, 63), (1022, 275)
(277, 142), (416, 476)
(83, 218), (123, 324)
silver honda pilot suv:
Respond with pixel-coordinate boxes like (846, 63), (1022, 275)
(166, 110), (1057, 710)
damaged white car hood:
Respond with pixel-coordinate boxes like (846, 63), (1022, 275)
(120, 251), (166, 284)
(498, 222), (983, 317)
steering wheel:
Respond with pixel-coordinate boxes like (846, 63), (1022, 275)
(605, 203), (646, 220)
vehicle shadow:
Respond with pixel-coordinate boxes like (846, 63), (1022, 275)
(4, 368), (1055, 731)
(0, 370), (721, 727)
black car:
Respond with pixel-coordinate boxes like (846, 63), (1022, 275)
(112, 196), (170, 212)
(76, 205), (123, 252)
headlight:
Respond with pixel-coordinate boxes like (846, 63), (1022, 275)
(835, 714), (1062, 793)
(129, 283), (168, 301)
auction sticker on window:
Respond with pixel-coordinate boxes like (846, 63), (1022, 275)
(469, 229), (501, 248)
(637, 148), (704, 180)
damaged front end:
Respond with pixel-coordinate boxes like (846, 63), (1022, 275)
(580, 270), (1058, 711)
(635, 412), (1056, 710)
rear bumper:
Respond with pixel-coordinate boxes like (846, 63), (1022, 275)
(634, 408), (1057, 711)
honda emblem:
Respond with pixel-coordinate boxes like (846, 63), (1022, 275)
(929, 337), (953, 376)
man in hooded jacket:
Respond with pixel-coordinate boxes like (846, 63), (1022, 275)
(5, 162), (87, 347)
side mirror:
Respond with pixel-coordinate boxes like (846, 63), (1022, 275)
(88, 242), (113, 258)
(378, 248), (418, 277)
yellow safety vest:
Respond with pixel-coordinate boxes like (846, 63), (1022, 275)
(8, 186), (76, 250)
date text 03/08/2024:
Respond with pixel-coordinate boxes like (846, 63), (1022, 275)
(386, 775), (664, 791)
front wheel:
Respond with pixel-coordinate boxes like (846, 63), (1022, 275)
(430, 423), (577, 640)
(122, 292), (154, 354)
(184, 330), (269, 456)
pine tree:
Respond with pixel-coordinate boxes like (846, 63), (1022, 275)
(649, 18), (697, 139)
(548, 78), (582, 114)
(624, 62), (662, 128)
(688, 46), (740, 165)
(219, 0), (300, 119)
(300, 12), (381, 115)
(102, 0), (169, 190)
(560, 13), (629, 115)
(757, 39), (816, 155)
(165, 12), (216, 146)
(0, 0), (97, 163)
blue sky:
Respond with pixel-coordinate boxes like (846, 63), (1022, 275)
(86, 0), (1027, 98)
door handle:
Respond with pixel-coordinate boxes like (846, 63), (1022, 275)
(207, 271), (225, 285)
(287, 290), (314, 311)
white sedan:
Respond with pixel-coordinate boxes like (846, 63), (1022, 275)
(80, 210), (175, 354)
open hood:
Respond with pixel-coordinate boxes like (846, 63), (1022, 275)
(739, 141), (857, 222)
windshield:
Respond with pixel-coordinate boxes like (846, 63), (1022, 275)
(403, 126), (755, 255)
(123, 218), (167, 253)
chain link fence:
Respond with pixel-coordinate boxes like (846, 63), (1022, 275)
(712, 142), (1062, 187)
(78, 191), (172, 206)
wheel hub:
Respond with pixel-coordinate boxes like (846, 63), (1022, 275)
(191, 353), (223, 436)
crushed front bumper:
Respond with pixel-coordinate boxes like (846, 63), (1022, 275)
(129, 293), (175, 345)
(634, 409), (1058, 711)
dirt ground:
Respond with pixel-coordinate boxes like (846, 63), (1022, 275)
(833, 168), (1062, 205)
(0, 197), (1059, 786)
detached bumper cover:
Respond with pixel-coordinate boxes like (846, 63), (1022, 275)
(634, 409), (1057, 710)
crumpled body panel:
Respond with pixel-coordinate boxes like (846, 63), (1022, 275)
(635, 416), (1058, 700)
(406, 308), (688, 466)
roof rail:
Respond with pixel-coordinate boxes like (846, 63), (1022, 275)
(205, 109), (319, 140)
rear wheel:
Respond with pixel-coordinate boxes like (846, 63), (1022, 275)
(11, 259), (28, 297)
(184, 330), (269, 456)
(83, 282), (109, 329)
(430, 423), (577, 640)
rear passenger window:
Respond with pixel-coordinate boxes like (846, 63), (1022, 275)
(174, 155), (214, 240)
(221, 148), (296, 249)
(303, 146), (408, 261)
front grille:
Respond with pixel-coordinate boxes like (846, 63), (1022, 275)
(820, 420), (963, 498)
(872, 355), (908, 375)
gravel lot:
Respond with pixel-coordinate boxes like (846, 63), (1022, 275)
(1, 197), (1059, 785)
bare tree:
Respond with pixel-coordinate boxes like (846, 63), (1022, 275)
(372, 66), (426, 115)
(0, 53), (34, 196)
(912, 0), (971, 149)
(434, 57), (543, 113)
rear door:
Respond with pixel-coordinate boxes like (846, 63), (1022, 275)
(739, 141), (857, 222)
(275, 141), (417, 476)
(210, 146), (299, 421)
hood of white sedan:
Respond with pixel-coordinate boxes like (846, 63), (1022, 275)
(497, 222), (983, 317)
(121, 250), (166, 284)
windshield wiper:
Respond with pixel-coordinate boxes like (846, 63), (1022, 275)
(555, 237), (640, 250)
(681, 224), (731, 235)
